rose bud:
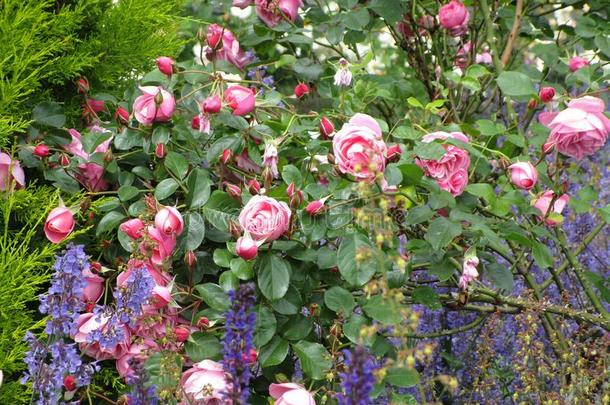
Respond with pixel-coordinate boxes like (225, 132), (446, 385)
(119, 218), (145, 239)
(289, 190), (303, 209)
(207, 28), (222, 49)
(532, 190), (570, 226)
(220, 149), (233, 164)
(319, 116), (335, 139)
(386, 144), (402, 162)
(156, 56), (175, 77)
(59, 153), (70, 166)
(185, 250), (197, 269)
(294, 83), (309, 99)
(248, 179), (261, 195)
(286, 182), (296, 197)
(527, 99), (538, 109)
(224, 85), (255, 116)
(261, 166), (274, 187)
(174, 326), (190, 342)
(88, 99), (105, 113)
(539, 87), (555, 103)
(155, 143), (166, 159)
(33, 144), (50, 158)
(202, 95), (222, 114)
(191, 114), (201, 130)
(568, 56), (589, 72)
(197, 317), (210, 329)
(44, 206), (75, 243)
(229, 220), (242, 238)
(243, 348), (258, 364)
(76, 78), (89, 94)
(305, 200), (325, 216)
(63, 375), (76, 392)
(439, 0), (470, 37)
(115, 106), (129, 123)
(226, 182), (242, 199)
(155, 206), (184, 236)
(508, 162), (538, 190)
(236, 234), (258, 261)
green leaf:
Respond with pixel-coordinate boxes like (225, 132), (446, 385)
(337, 232), (377, 286)
(496, 71), (536, 97)
(486, 263), (514, 292)
(118, 185), (139, 202)
(184, 212), (205, 250)
(324, 286), (355, 314)
(96, 211), (125, 236)
(404, 206), (434, 225)
(202, 191), (239, 232)
(407, 97), (424, 108)
(213, 249), (233, 268)
(195, 283), (229, 311)
(154, 178), (179, 200)
(363, 295), (402, 324)
(257, 253), (291, 300)
(399, 164), (424, 186)
(392, 126), (420, 140)
(152, 126), (170, 144)
(81, 130), (112, 155)
(292, 341), (332, 380)
(230, 257), (254, 280)
(532, 242), (553, 269)
(254, 306), (277, 347)
(412, 286), (442, 310)
(282, 164), (302, 187)
(466, 183), (495, 201)
(599, 204), (610, 223)
(424, 217), (462, 250)
(343, 8), (370, 30)
(164, 151), (189, 180)
(32, 101), (65, 128)
(185, 333), (222, 362)
(281, 315), (313, 340)
(386, 367), (420, 387)
(369, 0), (403, 24)
(186, 168), (212, 209)
(259, 336), (289, 367)
(415, 142), (446, 160)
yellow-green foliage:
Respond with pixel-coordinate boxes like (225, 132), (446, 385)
(0, 0), (184, 144)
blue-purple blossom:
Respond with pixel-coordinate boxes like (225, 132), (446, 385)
(337, 345), (377, 405)
(39, 244), (89, 336)
(126, 358), (158, 405)
(221, 282), (256, 404)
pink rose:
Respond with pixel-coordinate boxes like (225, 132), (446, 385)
(117, 340), (158, 378)
(203, 95), (222, 114)
(332, 113), (387, 182)
(416, 131), (470, 196)
(156, 56), (175, 77)
(305, 200), (325, 216)
(74, 312), (130, 360)
(319, 116), (335, 138)
(180, 360), (231, 404)
(205, 24), (250, 69)
(0, 152), (25, 191)
(454, 41), (471, 69)
(225, 85), (255, 116)
(64, 127), (113, 191)
(539, 87), (555, 103)
(255, 0), (303, 27)
(141, 226), (177, 266)
(236, 234), (259, 260)
(507, 162), (538, 190)
(439, 0), (469, 36)
(568, 56), (589, 72)
(133, 86), (175, 125)
(475, 51), (493, 65)
(540, 96), (610, 159)
(44, 207), (75, 243)
(269, 383), (316, 405)
(238, 195), (291, 242)
(459, 256), (479, 289)
(155, 206), (184, 236)
(82, 267), (104, 304)
(120, 218), (146, 239)
(118, 261), (172, 311)
(233, 0), (253, 8)
(532, 190), (570, 226)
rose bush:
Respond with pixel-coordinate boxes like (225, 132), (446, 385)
(6, 0), (610, 404)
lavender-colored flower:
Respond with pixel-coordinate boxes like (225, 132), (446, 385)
(39, 244), (89, 336)
(337, 345), (377, 405)
(221, 283), (256, 404)
(126, 358), (158, 405)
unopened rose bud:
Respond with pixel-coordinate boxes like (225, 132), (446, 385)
(229, 220), (242, 238)
(248, 179), (261, 195)
(59, 154), (70, 166)
(261, 166), (274, 188)
(155, 143), (166, 159)
(154, 91), (164, 105)
(527, 98), (538, 109)
(225, 183), (242, 199)
(294, 83), (309, 99)
(207, 31), (222, 49)
(197, 317), (210, 329)
(289, 191), (303, 209)
(156, 56), (175, 77)
(243, 348), (258, 364)
(327, 153), (335, 164)
(202, 95), (221, 114)
(286, 182), (296, 197)
(220, 149), (232, 164)
(191, 115), (200, 130)
(539, 87), (555, 103)
(90, 261), (102, 273)
(330, 323), (342, 337)
(185, 250), (197, 269)
(63, 375), (76, 392)
(319, 117), (335, 139)
(305, 200), (325, 216)
(103, 149), (113, 164)
(236, 234), (258, 260)
(114, 106), (129, 123)
(76, 78), (89, 94)
(174, 326), (190, 342)
(33, 144), (50, 158)
(386, 144), (402, 162)
(88, 99), (105, 113)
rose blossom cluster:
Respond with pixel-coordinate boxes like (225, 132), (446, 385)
(63, 126), (113, 191)
(204, 24), (250, 69)
(439, 0), (469, 37)
(234, 0), (303, 27)
(416, 131), (471, 196)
